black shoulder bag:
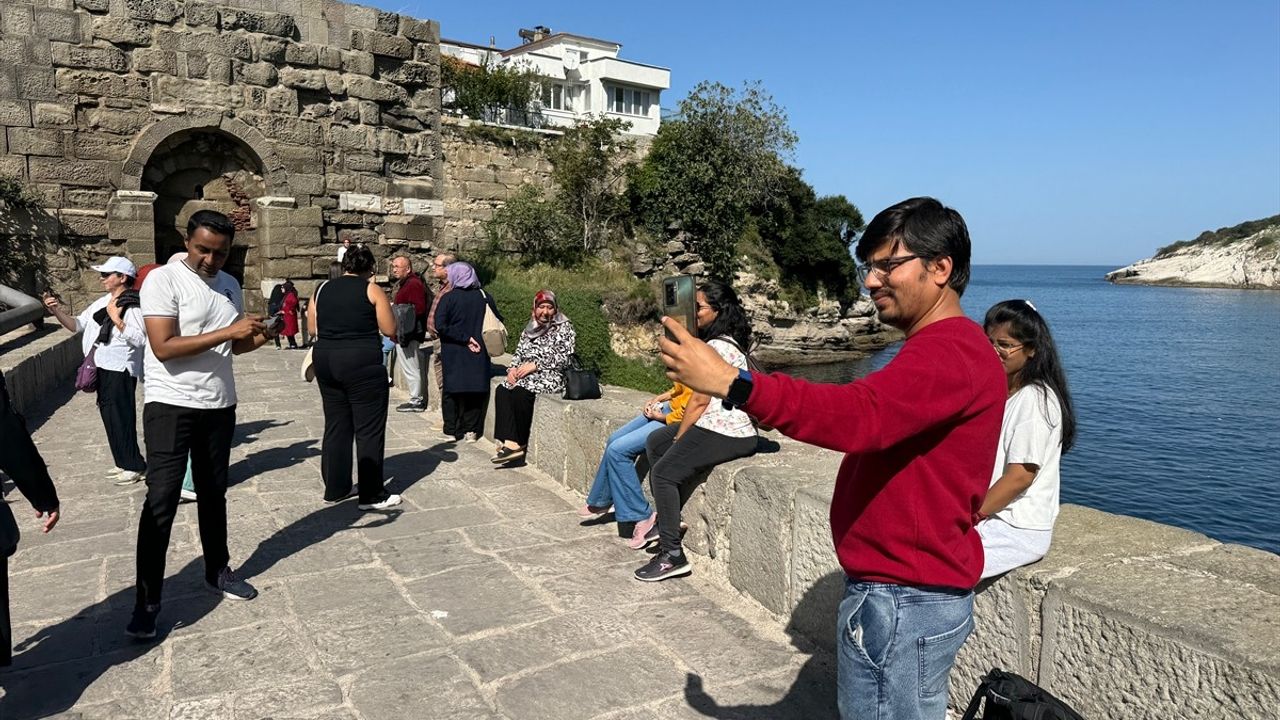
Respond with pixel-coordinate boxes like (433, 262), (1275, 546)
(562, 353), (602, 400)
(961, 668), (1087, 720)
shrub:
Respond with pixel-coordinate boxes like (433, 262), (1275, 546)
(484, 185), (578, 267)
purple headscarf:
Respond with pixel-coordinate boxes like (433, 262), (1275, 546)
(445, 261), (479, 289)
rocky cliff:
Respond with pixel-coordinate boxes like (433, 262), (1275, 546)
(1106, 218), (1280, 289)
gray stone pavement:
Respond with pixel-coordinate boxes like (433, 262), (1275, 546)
(1, 348), (837, 719)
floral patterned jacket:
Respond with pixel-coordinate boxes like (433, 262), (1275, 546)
(505, 321), (577, 395)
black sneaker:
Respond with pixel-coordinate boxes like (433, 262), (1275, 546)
(126, 603), (161, 640)
(396, 401), (426, 413)
(634, 550), (691, 582)
(207, 566), (258, 601)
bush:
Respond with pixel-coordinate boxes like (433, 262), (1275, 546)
(484, 185), (578, 267)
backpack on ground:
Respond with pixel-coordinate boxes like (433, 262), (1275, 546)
(961, 668), (1087, 720)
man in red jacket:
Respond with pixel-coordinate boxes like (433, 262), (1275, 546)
(659, 197), (1005, 719)
(390, 255), (430, 412)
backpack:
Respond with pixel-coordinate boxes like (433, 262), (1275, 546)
(722, 337), (773, 432)
(961, 668), (1087, 720)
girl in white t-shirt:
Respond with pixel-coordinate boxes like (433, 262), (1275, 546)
(977, 300), (1077, 578)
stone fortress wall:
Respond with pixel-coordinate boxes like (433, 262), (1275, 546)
(0, 0), (450, 310)
(493, 382), (1280, 719)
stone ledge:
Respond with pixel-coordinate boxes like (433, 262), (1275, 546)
(486, 383), (1280, 718)
(0, 327), (82, 417)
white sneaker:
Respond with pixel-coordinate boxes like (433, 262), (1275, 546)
(179, 488), (197, 502)
(358, 494), (402, 511)
(462, 432), (479, 443)
(114, 470), (145, 486)
(106, 467), (128, 479)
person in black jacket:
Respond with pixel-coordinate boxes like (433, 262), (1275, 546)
(0, 368), (61, 667)
(432, 262), (502, 442)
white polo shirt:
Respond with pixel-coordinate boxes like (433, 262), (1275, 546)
(140, 262), (244, 409)
(990, 383), (1064, 530)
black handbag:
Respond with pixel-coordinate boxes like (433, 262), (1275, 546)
(961, 668), (1086, 720)
(1, 501), (19, 559)
(562, 354), (602, 400)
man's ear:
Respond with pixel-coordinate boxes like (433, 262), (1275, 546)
(928, 255), (954, 289)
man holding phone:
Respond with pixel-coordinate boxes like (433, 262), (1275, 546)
(128, 210), (276, 640)
(657, 198), (1005, 720)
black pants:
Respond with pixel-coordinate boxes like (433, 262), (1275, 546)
(645, 424), (758, 554)
(136, 402), (236, 609)
(1, 555), (9, 667)
(493, 385), (536, 446)
(446, 392), (488, 438)
(315, 346), (389, 502)
(441, 392), (458, 435)
(96, 368), (145, 472)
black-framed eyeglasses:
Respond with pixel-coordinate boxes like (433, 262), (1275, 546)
(856, 254), (922, 285)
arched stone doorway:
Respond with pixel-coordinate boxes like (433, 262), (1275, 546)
(141, 129), (265, 285)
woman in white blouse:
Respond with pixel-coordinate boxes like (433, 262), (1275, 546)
(44, 256), (149, 484)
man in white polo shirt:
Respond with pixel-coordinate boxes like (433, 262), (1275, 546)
(127, 210), (276, 640)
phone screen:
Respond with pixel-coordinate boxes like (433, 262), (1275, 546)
(662, 275), (697, 342)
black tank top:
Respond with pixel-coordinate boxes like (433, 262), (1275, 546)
(316, 276), (379, 349)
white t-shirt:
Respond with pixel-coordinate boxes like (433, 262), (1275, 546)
(694, 337), (756, 439)
(990, 383), (1064, 530)
(77, 294), (146, 377)
(140, 262), (244, 409)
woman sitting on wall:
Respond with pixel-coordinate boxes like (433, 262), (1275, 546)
(580, 381), (693, 538)
(490, 290), (577, 464)
(975, 299), (1077, 577)
(433, 262), (502, 442)
(633, 281), (759, 582)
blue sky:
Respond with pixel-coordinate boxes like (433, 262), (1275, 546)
(394, 1), (1280, 265)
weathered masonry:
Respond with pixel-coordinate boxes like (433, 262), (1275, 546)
(0, 0), (443, 309)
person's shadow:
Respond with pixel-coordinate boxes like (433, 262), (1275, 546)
(683, 571), (843, 719)
(0, 480), (414, 718)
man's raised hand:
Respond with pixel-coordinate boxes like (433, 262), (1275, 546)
(657, 316), (738, 398)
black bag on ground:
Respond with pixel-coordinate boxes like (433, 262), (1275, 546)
(562, 354), (601, 400)
(961, 668), (1087, 720)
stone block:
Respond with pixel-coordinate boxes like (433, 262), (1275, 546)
(7, 127), (64, 156)
(387, 154), (433, 177)
(401, 198), (442, 216)
(379, 60), (435, 87)
(262, 257), (313, 277)
(327, 124), (369, 150)
(73, 132), (131, 160)
(374, 10), (399, 35)
(2, 6), (34, 36)
(133, 48), (177, 74)
(30, 157), (113, 186)
(34, 9), (82, 42)
(219, 9), (296, 38)
(124, 0), (179, 24)
(288, 173), (324, 195)
(216, 33), (254, 61)
(338, 192), (382, 212)
(728, 465), (802, 615)
(184, 1), (218, 28)
(235, 61), (278, 87)
(341, 4), (378, 30)
(75, 0), (110, 11)
(84, 106), (149, 134)
(64, 188), (113, 209)
(375, 128), (405, 154)
(278, 67), (325, 90)
(349, 29), (411, 59)
(465, 181), (508, 201)
(0, 99), (33, 127)
(0, 155), (28, 179)
(51, 42), (127, 72)
(247, 113), (322, 146)
(414, 43), (438, 65)
(380, 220), (432, 243)
(343, 152), (381, 173)
(340, 49), (375, 75)
(60, 209), (108, 236)
(153, 75), (241, 109)
(107, 219), (153, 241)
(387, 178), (434, 199)
(284, 41), (318, 66)
(787, 482), (842, 649)
(185, 52), (209, 78)
(398, 17), (438, 43)
(266, 86), (298, 115)
(317, 45), (341, 69)
(92, 17), (152, 45)
(206, 55), (232, 84)
(255, 35), (287, 63)
(15, 66), (56, 101)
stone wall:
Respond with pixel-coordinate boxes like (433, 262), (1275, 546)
(490, 382), (1280, 718)
(0, 0), (444, 310)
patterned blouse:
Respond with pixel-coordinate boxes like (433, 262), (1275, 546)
(694, 337), (757, 438)
(505, 321), (577, 395)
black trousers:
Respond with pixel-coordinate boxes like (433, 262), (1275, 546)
(645, 424), (758, 554)
(136, 402), (235, 609)
(1, 556), (9, 667)
(315, 346), (389, 503)
(441, 392), (458, 435)
(493, 385), (537, 446)
(96, 368), (146, 472)
(446, 392), (488, 438)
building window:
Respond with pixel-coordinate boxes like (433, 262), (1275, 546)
(540, 82), (581, 112)
(608, 85), (652, 117)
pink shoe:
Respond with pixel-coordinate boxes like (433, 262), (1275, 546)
(578, 504), (612, 518)
(627, 513), (659, 550)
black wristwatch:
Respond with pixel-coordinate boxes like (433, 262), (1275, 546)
(724, 368), (753, 410)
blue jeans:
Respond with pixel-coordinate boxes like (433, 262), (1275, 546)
(585, 411), (666, 522)
(836, 578), (973, 720)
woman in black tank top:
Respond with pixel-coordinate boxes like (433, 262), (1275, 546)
(307, 247), (403, 510)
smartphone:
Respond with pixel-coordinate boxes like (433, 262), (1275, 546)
(263, 313), (285, 335)
(661, 275), (697, 342)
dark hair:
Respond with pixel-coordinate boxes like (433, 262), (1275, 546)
(984, 300), (1077, 453)
(855, 197), (971, 296)
(341, 245), (376, 276)
(327, 261), (343, 280)
(186, 209), (236, 243)
(698, 280), (752, 352)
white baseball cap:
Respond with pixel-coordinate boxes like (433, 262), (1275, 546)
(91, 256), (138, 278)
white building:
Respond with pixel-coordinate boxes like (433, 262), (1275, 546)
(441, 26), (671, 136)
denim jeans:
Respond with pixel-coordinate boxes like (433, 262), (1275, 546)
(836, 578), (974, 720)
(585, 410), (665, 522)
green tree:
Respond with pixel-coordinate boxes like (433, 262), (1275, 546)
(484, 185), (578, 267)
(547, 116), (636, 253)
(629, 81), (797, 279)
(440, 54), (542, 126)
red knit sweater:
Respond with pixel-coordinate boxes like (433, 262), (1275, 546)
(744, 316), (1006, 589)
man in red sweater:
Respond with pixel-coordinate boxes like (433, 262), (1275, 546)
(390, 256), (430, 412)
(659, 197), (1005, 719)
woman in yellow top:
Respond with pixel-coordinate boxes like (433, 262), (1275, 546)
(580, 383), (694, 538)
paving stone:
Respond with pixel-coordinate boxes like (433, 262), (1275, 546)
(536, 567), (696, 613)
(454, 609), (646, 683)
(370, 528), (488, 579)
(169, 620), (312, 698)
(498, 534), (636, 580)
(305, 612), (450, 675)
(404, 562), (554, 636)
(348, 653), (493, 719)
(483, 482), (577, 518)
(287, 566), (419, 626)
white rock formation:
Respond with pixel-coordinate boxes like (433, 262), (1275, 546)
(1106, 226), (1280, 289)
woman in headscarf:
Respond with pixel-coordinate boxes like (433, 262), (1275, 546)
(490, 290), (577, 464)
(432, 262), (502, 442)
(279, 280), (300, 349)
(267, 282), (286, 349)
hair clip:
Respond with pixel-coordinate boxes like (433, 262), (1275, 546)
(1023, 299), (1037, 312)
